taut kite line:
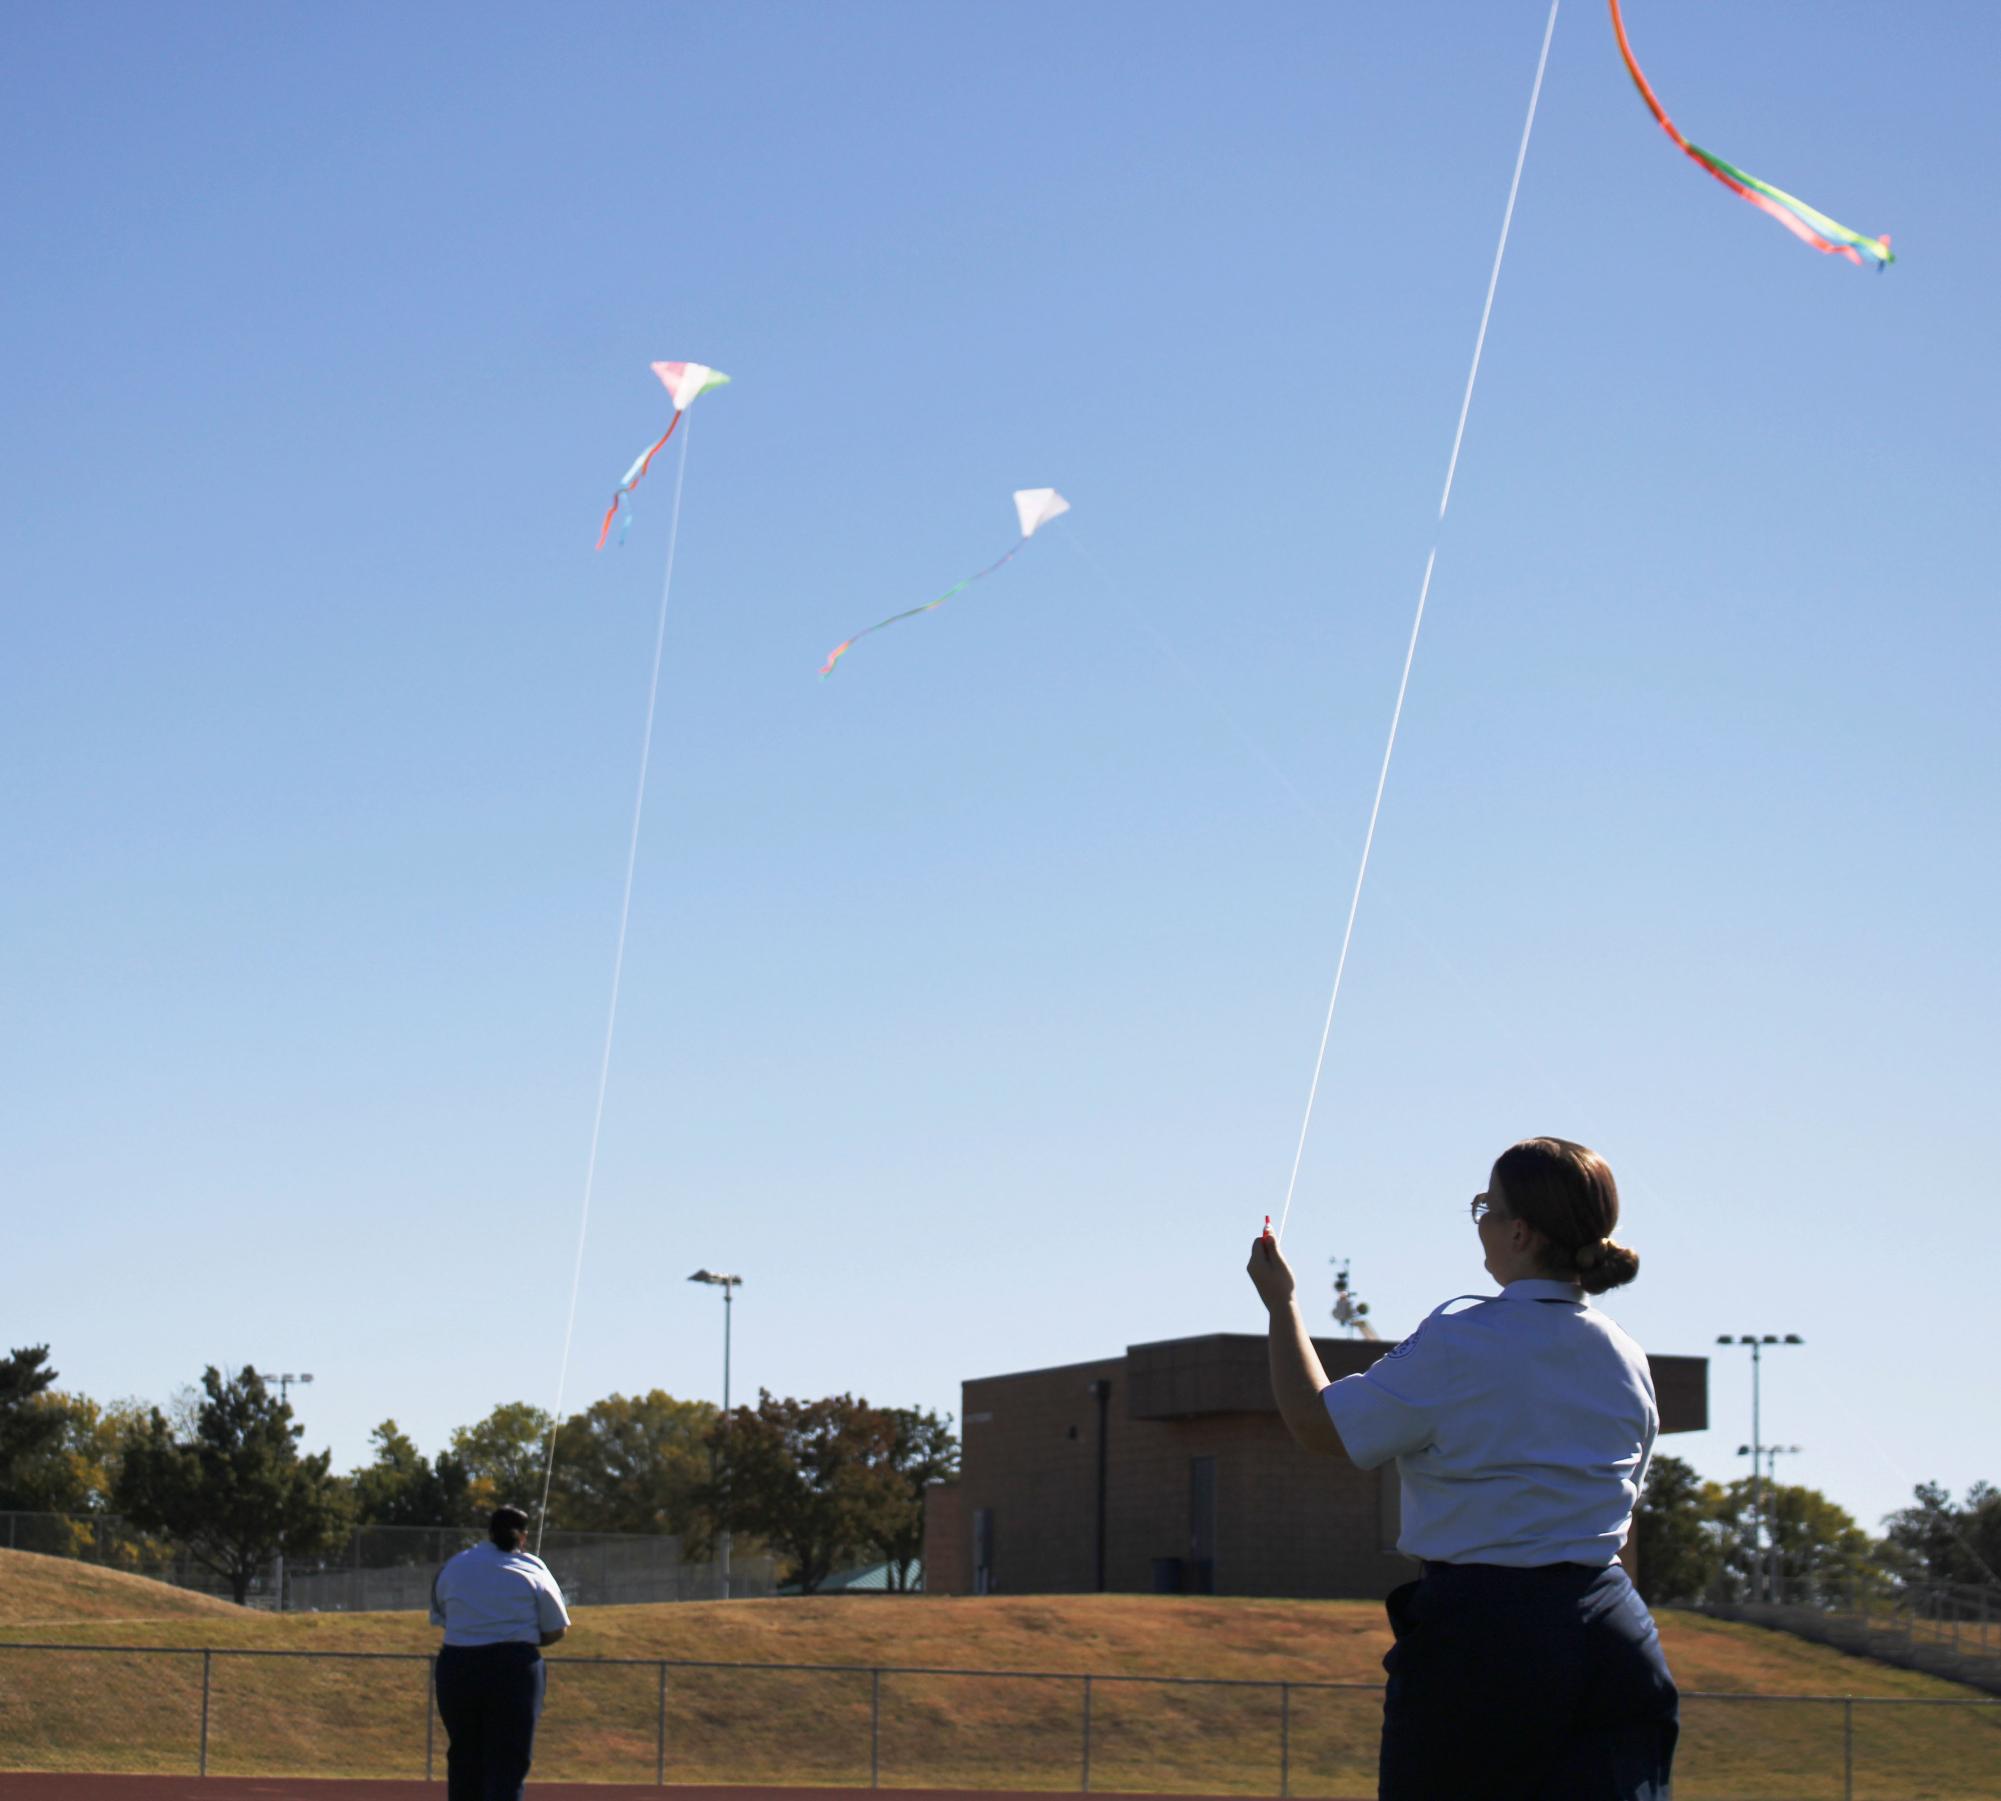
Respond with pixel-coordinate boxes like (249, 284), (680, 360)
(539, 362), (729, 1551)
(819, 489), (1070, 677)
(1609, 0), (1892, 269)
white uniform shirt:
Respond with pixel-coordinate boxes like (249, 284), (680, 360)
(1322, 1278), (1658, 1567)
(429, 1541), (571, 1648)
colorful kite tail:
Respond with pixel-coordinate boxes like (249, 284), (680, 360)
(593, 413), (684, 550)
(1607, 0), (1892, 269)
(818, 639), (856, 679)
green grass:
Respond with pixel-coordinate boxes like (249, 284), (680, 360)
(2, 1550), (1996, 1796)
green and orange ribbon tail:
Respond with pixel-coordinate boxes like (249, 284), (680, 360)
(1608, 0), (1892, 270)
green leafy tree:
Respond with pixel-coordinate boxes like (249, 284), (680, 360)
(1709, 1477), (1879, 1605)
(1766, 1483), (1878, 1602)
(544, 1391), (718, 1542)
(113, 1365), (349, 1604)
(705, 1392), (891, 1594)
(449, 1401), (553, 1519)
(3, 1393), (151, 1514)
(0, 1345), (64, 1508)
(350, 1421), (475, 1529)
(1881, 1481), (2001, 1590)
(867, 1407), (960, 1592)
(1632, 1454), (1724, 1604)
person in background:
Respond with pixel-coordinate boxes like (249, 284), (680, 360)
(429, 1504), (571, 1801)
(1247, 1136), (1678, 1800)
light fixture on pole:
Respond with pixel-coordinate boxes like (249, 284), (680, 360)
(272, 1372), (314, 1407)
(1716, 1334), (1803, 1605)
(688, 1271), (743, 1599)
(263, 1372), (315, 1613)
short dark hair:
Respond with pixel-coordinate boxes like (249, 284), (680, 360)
(489, 1505), (530, 1547)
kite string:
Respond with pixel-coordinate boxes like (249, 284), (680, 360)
(535, 416), (694, 1552)
(1276, 0), (1559, 1244)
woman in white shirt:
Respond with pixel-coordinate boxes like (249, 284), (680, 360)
(1248, 1136), (1678, 1800)
(429, 1505), (572, 1801)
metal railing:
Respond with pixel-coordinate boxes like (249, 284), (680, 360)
(2, 1644), (1996, 1798)
(1699, 1576), (2001, 1694)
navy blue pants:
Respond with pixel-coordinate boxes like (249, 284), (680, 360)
(1379, 1561), (1678, 1800)
(434, 1642), (545, 1801)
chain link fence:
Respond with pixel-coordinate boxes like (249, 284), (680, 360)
(0, 1513), (774, 1610)
(2, 1645), (1996, 1798)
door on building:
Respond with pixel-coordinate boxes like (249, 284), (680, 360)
(973, 1507), (994, 1595)
(1188, 1456), (1216, 1594)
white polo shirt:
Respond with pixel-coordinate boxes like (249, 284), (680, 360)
(429, 1542), (571, 1648)
(1322, 1278), (1658, 1567)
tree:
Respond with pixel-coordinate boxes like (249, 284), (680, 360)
(544, 1391), (718, 1543)
(1, 1391), (148, 1516)
(1632, 1454), (1723, 1604)
(1765, 1483), (1878, 1603)
(1707, 1478), (1878, 1606)
(1881, 1481), (2001, 1590)
(867, 1407), (960, 1592)
(350, 1421), (475, 1530)
(449, 1402), (553, 1520)
(705, 1392), (891, 1594)
(0, 1345), (63, 1507)
(113, 1366), (349, 1605)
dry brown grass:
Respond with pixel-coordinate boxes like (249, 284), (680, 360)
(0, 1551), (241, 1628)
(3, 1552), (1996, 1796)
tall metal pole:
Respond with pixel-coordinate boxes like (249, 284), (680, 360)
(690, 1270), (743, 1601)
(266, 1371), (313, 1614)
(721, 1283), (733, 1600)
(1751, 1339), (1764, 1604)
(1719, 1335), (1800, 1606)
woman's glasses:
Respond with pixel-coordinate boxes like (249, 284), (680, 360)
(1470, 1195), (1498, 1223)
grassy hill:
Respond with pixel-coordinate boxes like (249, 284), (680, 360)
(0, 1551), (240, 1627)
(2, 1550), (1995, 1796)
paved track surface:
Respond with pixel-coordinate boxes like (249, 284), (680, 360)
(0, 1784), (1359, 1801)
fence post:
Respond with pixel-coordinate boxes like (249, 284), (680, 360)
(1279, 1681), (1290, 1798)
(870, 1668), (882, 1789)
(1842, 1697), (1853, 1801)
(1080, 1675), (1093, 1794)
(425, 1655), (436, 1782)
(657, 1663), (668, 1787)
(199, 1649), (212, 1777)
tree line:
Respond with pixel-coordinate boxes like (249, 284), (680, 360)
(1631, 1453), (2000, 1605)
(8, 1343), (1993, 1610)
(0, 1344), (957, 1604)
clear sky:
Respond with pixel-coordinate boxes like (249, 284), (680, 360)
(4, 2), (1995, 1546)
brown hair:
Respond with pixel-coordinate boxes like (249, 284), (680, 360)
(1491, 1137), (1640, 1295)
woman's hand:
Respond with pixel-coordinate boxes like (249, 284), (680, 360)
(1246, 1230), (1297, 1314)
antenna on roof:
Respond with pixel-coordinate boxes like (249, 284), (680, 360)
(1331, 1259), (1381, 1341)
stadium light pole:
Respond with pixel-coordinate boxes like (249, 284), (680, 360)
(688, 1271), (742, 1599)
(1716, 1334), (1803, 1604)
(1738, 1443), (1804, 1603)
(265, 1373), (314, 1612)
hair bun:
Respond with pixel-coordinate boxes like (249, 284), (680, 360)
(1577, 1237), (1640, 1295)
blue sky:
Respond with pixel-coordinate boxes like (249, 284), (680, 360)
(4, 1), (1995, 1547)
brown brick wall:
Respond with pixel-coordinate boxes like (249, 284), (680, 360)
(925, 1332), (1707, 1600)
(922, 1480), (969, 1595)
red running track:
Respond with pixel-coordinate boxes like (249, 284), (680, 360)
(0, 1785), (1362, 1801)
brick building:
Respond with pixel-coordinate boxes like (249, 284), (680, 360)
(923, 1330), (1707, 1599)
